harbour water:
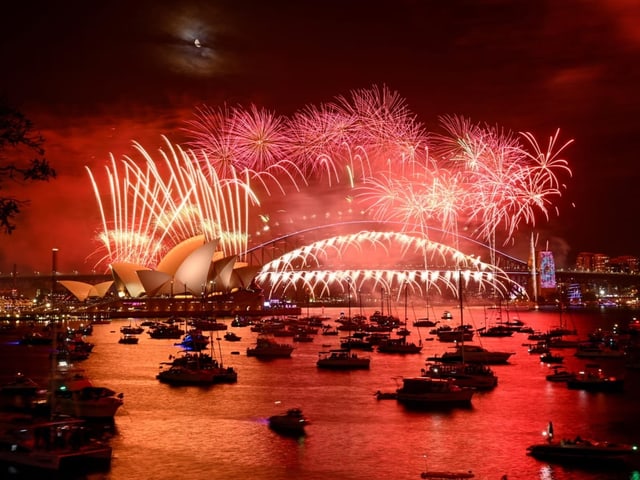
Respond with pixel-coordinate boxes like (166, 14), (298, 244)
(2, 305), (640, 480)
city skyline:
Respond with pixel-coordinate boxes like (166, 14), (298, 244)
(2, 1), (639, 274)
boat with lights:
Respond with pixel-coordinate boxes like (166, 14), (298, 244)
(0, 417), (112, 473)
(268, 408), (308, 436)
(527, 422), (639, 464)
(316, 349), (370, 369)
(394, 377), (474, 408)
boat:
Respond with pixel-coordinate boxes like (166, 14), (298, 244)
(120, 321), (144, 335)
(156, 363), (237, 385)
(428, 344), (514, 364)
(545, 366), (577, 382)
(413, 318), (438, 328)
(231, 315), (251, 328)
(566, 365), (624, 392)
(174, 329), (210, 351)
(0, 373), (47, 412)
(377, 337), (423, 354)
(396, 327), (410, 336)
(539, 352), (564, 363)
(246, 336), (294, 358)
(340, 336), (374, 351)
(321, 326), (339, 336)
(118, 334), (139, 344)
(497, 318), (530, 332)
(18, 331), (53, 346)
(148, 324), (184, 339)
(0, 417), (112, 473)
(157, 350), (238, 385)
(421, 362), (497, 390)
(394, 377), (474, 408)
(268, 408), (308, 436)
(435, 325), (474, 343)
(477, 325), (513, 337)
(50, 363), (124, 419)
(441, 311), (453, 320)
(224, 331), (242, 342)
(190, 318), (228, 331)
(316, 349), (370, 369)
(526, 342), (549, 354)
(527, 422), (639, 465)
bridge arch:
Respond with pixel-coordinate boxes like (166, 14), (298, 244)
(245, 222), (530, 301)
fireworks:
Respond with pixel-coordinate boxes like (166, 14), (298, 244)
(254, 231), (511, 299)
(87, 85), (573, 298)
(86, 136), (264, 268)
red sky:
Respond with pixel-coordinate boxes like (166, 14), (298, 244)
(1, 0), (639, 274)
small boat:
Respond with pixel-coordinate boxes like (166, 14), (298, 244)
(175, 330), (210, 351)
(413, 318), (438, 328)
(545, 366), (576, 382)
(441, 311), (453, 320)
(316, 349), (370, 369)
(0, 417), (112, 473)
(527, 422), (639, 465)
(268, 408), (308, 436)
(540, 352), (564, 364)
(246, 337), (294, 358)
(477, 325), (513, 337)
(293, 333), (313, 342)
(396, 327), (411, 336)
(428, 344), (514, 364)
(191, 318), (228, 331)
(120, 321), (144, 335)
(118, 334), (139, 344)
(321, 326), (339, 336)
(497, 318), (529, 332)
(19, 331), (53, 345)
(421, 362), (498, 390)
(526, 342), (549, 354)
(340, 336), (374, 351)
(377, 337), (422, 354)
(394, 377), (474, 408)
(566, 365), (624, 392)
(148, 324), (184, 339)
(51, 364), (124, 419)
(156, 364), (237, 385)
(435, 325), (474, 343)
(157, 351), (238, 385)
(224, 331), (242, 342)
(0, 373), (47, 412)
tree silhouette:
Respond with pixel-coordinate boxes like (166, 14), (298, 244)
(0, 99), (56, 233)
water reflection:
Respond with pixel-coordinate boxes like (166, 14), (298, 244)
(1, 307), (640, 479)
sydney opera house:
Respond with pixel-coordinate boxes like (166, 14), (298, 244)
(56, 235), (274, 317)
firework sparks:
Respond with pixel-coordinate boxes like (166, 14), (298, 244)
(88, 85), (572, 299)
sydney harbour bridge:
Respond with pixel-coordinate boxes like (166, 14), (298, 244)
(3, 220), (636, 311)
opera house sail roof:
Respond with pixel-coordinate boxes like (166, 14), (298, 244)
(60, 236), (259, 301)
